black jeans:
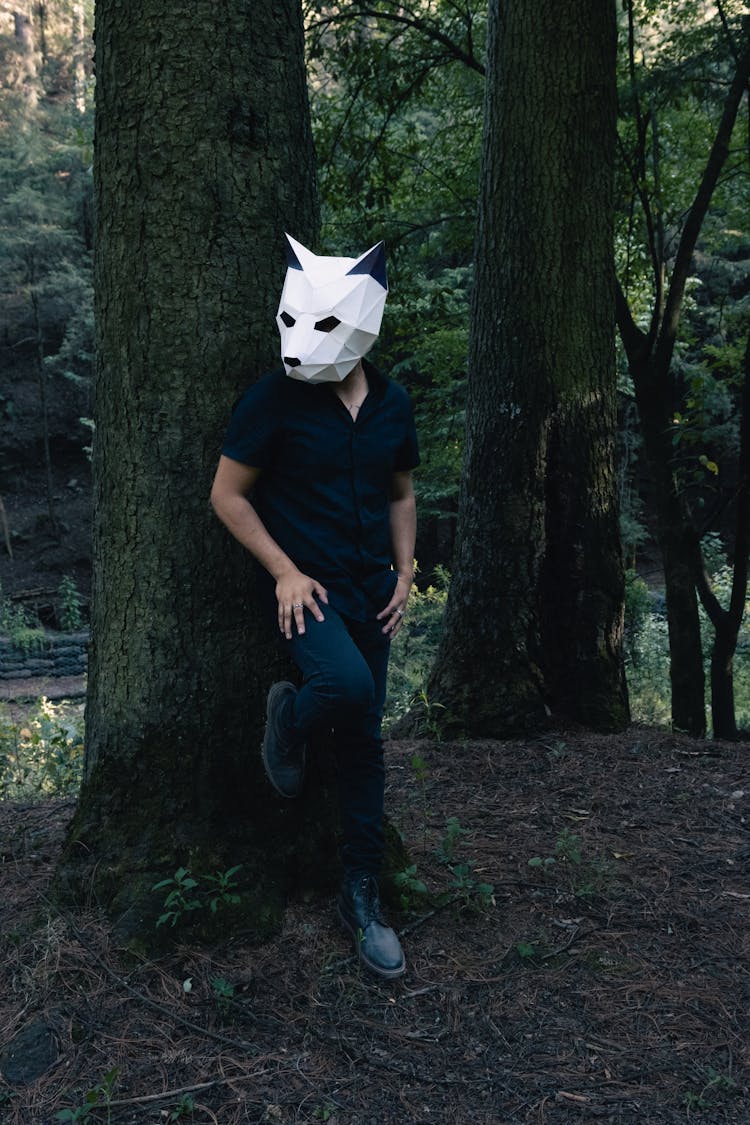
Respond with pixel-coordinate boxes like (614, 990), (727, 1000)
(283, 603), (390, 877)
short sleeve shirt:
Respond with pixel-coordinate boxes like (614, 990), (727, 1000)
(222, 359), (419, 622)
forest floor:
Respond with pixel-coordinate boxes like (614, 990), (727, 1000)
(1, 723), (749, 1124)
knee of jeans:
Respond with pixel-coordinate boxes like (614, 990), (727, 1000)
(327, 665), (375, 715)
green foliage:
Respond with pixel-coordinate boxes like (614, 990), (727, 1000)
(625, 545), (750, 733)
(166, 1095), (196, 1122)
(446, 861), (494, 912)
(0, 698), (84, 799)
(393, 863), (429, 910)
(385, 566), (449, 727)
(0, 582), (46, 650)
(56, 1066), (119, 1124)
(312, 1102), (338, 1122)
(436, 815), (468, 863)
(528, 829), (611, 899)
(0, 3), (95, 477)
(152, 864), (243, 929)
(152, 867), (203, 928)
(684, 1068), (739, 1112)
(57, 574), (84, 631)
(528, 828), (583, 873)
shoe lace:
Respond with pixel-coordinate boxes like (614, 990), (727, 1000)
(355, 874), (384, 926)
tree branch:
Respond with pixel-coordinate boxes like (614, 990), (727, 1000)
(615, 277), (647, 363)
(654, 25), (750, 375)
(728, 333), (750, 631)
(307, 4), (485, 75)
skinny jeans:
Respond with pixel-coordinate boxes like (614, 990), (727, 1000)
(282, 602), (390, 877)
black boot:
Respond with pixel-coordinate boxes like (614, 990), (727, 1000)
(261, 682), (307, 798)
(337, 872), (406, 979)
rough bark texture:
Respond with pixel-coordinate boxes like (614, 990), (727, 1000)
(424, 0), (627, 737)
(57, 0), (330, 944)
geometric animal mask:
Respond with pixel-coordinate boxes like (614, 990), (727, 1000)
(276, 234), (388, 384)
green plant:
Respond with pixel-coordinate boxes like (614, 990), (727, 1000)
(409, 749), (430, 846)
(152, 864), (243, 928)
(0, 582), (46, 651)
(684, 1068), (738, 1111)
(417, 688), (448, 739)
(554, 828), (582, 866)
(528, 830), (613, 898)
(56, 1067), (119, 1123)
(152, 867), (203, 928)
(57, 574), (84, 631)
(447, 861), (494, 911)
(166, 1095), (195, 1122)
(0, 697), (84, 799)
(527, 854), (556, 873)
(211, 975), (236, 1013)
(393, 863), (429, 910)
(384, 567), (449, 728)
(437, 816), (468, 863)
(529, 828), (582, 871)
(312, 1102), (338, 1122)
(203, 864), (243, 913)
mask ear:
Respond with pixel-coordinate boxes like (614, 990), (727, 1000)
(346, 241), (387, 290)
(284, 233), (317, 271)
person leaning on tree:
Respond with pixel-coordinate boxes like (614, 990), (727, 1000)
(210, 234), (419, 979)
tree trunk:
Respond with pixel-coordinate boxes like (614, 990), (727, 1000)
(699, 333), (750, 740)
(631, 356), (706, 735)
(616, 25), (750, 737)
(72, 1), (85, 113)
(57, 0), (328, 945)
(424, 0), (626, 737)
(13, 5), (38, 108)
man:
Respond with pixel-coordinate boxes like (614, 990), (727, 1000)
(210, 235), (418, 978)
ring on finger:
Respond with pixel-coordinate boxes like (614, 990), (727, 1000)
(395, 609), (405, 618)
(293, 602), (303, 608)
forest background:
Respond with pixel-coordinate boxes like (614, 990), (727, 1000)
(0, 4), (749, 1123)
(0, 0), (749, 750)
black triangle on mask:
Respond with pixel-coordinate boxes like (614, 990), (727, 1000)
(346, 242), (387, 290)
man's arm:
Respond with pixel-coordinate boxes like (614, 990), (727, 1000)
(377, 469), (417, 637)
(210, 455), (327, 638)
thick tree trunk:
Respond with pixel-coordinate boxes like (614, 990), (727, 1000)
(57, 0), (329, 944)
(424, 0), (626, 737)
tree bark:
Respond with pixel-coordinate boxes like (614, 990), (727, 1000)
(696, 333), (750, 739)
(57, 0), (327, 944)
(424, 0), (627, 737)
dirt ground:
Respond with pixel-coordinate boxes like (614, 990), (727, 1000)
(1, 725), (748, 1124)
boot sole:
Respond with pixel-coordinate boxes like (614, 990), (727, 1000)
(337, 902), (406, 980)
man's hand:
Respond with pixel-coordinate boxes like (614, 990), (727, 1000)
(377, 574), (412, 638)
(276, 568), (328, 639)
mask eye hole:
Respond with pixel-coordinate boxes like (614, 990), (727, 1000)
(313, 316), (341, 332)
(280, 311), (296, 327)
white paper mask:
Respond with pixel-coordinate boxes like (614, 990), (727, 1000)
(277, 234), (388, 383)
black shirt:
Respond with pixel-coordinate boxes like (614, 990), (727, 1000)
(222, 359), (420, 622)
